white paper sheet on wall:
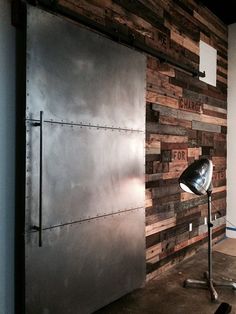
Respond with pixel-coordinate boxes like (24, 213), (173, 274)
(199, 40), (217, 87)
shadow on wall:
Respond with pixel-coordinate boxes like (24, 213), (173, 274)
(0, 0), (16, 313)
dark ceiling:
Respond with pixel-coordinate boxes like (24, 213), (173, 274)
(199, 0), (236, 25)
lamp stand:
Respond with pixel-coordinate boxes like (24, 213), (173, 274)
(183, 187), (236, 302)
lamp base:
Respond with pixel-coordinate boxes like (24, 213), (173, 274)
(184, 272), (236, 302)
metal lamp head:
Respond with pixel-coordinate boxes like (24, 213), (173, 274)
(179, 158), (213, 195)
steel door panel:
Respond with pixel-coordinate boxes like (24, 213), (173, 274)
(24, 4), (146, 313)
(26, 6), (146, 131)
(26, 208), (145, 314)
(26, 121), (145, 230)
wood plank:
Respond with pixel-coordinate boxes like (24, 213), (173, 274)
(162, 171), (182, 180)
(146, 173), (163, 182)
(149, 133), (188, 143)
(157, 63), (175, 77)
(200, 114), (227, 127)
(217, 54), (228, 68)
(146, 229), (225, 281)
(202, 109), (226, 120)
(180, 192), (198, 202)
(212, 157), (226, 166)
(170, 29), (199, 55)
(146, 242), (162, 260)
(146, 139), (161, 155)
(165, 5), (200, 42)
(196, 5), (227, 32)
(153, 161), (169, 173)
(197, 131), (214, 147)
(145, 188), (152, 200)
(59, 0), (106, 25)
(146, 198), (153, 208)
(203, 103), (227, 114)
(193, 11), (227, 42)
(146, 217), (177, 236)
(172, 149), (188, 162)
(183, 89), (227, 109)
(151, 183), (180, 198)
(179, 97), (202, 113)
(153, 102), (226, 126)
(147, 122), (187, 135)
(112, 0), (168, 33)
(161, 142), (188, 150)
(192, 121), (221, 133)
(213, 186), (226, 194)
(168, 162), (188, 173)
(218, 65), (228, 76)
(159, 115), (192, 128)
(146, 91), (179, 108)
(217, 75), (227, 85)
(188, 147), (202, 159)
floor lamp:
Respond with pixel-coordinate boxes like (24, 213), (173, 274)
(179, 158), (236, 302)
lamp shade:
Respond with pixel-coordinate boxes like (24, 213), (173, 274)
(179, 158), (213, 195)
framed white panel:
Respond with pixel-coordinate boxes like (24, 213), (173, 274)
(199, 40), (217, 87)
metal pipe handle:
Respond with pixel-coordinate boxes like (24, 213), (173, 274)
(38, 111), (43, 247)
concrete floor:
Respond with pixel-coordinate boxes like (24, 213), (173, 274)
(96, 248), (236, 314)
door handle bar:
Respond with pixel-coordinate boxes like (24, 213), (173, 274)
(39, 110), (43, 247)
(32, 110), (43, 247)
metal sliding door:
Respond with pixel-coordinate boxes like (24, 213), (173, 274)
(25, 5), (146, 314)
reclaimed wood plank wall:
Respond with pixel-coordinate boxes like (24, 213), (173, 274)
(56, 0), (227, 280)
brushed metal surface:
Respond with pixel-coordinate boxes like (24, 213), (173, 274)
(25, 121), (145, 230)
(25, 208), (146, 314)
(25, 4), (146, 313)
(26, 5), (146, 131)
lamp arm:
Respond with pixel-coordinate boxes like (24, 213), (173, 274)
(207, 181), (213, 196)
